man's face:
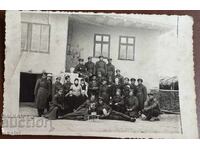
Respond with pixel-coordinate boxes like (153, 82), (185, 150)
(116, 90), (120, 96)
(149, 95), (154, 99)
(97, 72), (102, 77)
(90, 95), (95, 101)
(131, 80), (135, 84)
(115, 78), (119, 84)
(108, 60), (112, 64)
(80, 61), (84, 65)
(138, 81), (142, 84)
(42, 74), (47, 79)
(124, 79), (129, 84)
(58, 90), (63, 95)
(57, 78), (61, 82)
(116, 71), (120, 75)
(102, 81), (107, 85)
(100, 57), (103, 61)
(47, 76), (51, 80)
(88, 58), (92, 62)
(99, 99), (103, 104)
(129, 91), (133, 96)
(74, 80), (79, 85)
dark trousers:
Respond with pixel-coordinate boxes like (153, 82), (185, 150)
(37, 108), (44, 117)
(102, 110), (132, 122)
(143, 109), (160, 120)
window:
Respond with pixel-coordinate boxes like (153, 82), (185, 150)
(93, 34), (110, 58)
(21, 22), (50, 53)
(118, 36), (135, 60)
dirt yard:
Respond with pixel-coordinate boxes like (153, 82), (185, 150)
(2, 106), (182, 138)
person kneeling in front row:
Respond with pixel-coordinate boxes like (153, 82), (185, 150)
(141, 91), (161, 121)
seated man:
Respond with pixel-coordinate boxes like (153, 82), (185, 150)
(53, 76), (63, 96)
(88, 75), (99, 97)
(60, 94), (97, 121)
(63, 75), (72, 95)
(97, 97), (136, 122)
(115, 69), (124, 85)
(110, 89), (125, 113)
(80, 78), (88, 97)
(124, 90), (139, 118)
(70, 78), (82, 109)
(64, 89), (75, 113)
(141, 92), (160, 121)
(44, 88), (64, 120)
(99, 78), (109, 104)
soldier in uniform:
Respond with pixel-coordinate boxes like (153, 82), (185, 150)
(85, 56), (95, 79)
(97, 97), (136, 122)
(122, 77), (131, 98)
(46, 74), (53, 111)
(110, 89), (125, 113)
(34, 72), (50, 117)
(63, 75), (72, 96)
(52, 76), (62, 97)
(60, 94), (97, 121)
(112, 77), (123, 98)
(130, 78), (137, 96)
(99, 78), (109, 104)
(141, 92), (160, 121)
(107, 58), (115, 80)
(115, 69), (124, 85)
(44, 88), (64, 120)
(74, 58), (88, 78)
(88, 75), (99, 97)
(124, 90), (139, 118)
(136, 78), (147, 111)
(95, 55), (107, 77)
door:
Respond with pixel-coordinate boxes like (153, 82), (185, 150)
(19, 72), (41, 103)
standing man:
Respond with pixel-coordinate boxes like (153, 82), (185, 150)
(95, 55), (107, 77)
(46, 74), (53, 111)
(115, 69), (124, 85)
(85, 56), (95, 79)
(107, 58), (115, 80)
(74, 58), (87, 78)
(130, 78), (137, 96)
(136, 78), (147, 112)
(34, 72), (50, 117)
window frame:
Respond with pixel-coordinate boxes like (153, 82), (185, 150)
(118, 36), (136, 61)
(93, 33), (111, 58)
(21, 21), (51, 54)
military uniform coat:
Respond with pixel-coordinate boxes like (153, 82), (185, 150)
(107, 63), (115, 78)
(85, 61), (95, 76)
(34, 78), (50, 109)
(136, 84), (147, 110)
(95, 60), (107, 76)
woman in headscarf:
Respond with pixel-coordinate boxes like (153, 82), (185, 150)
(34, 72), (50, 117)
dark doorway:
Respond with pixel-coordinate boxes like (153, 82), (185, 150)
(20, 72), (41, 103)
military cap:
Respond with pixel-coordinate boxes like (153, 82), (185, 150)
(116, 69), (120, 72)
(78, 58), (84, 61)
(130, 78), (136, 81)
(99, 55), (103, 58)
(65, 75), (70, 80)
(137, 78), (143, 82)
(47, 73), (52, 77)
(124, 77), (129, 81)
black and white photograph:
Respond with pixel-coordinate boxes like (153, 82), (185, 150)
(2, 11), (198, 138)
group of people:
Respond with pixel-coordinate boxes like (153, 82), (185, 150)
(34, 55), (161, 122)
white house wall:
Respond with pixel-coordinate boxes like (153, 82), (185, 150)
(4, 11), (69, 116)
(70, 21), (162, 90)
